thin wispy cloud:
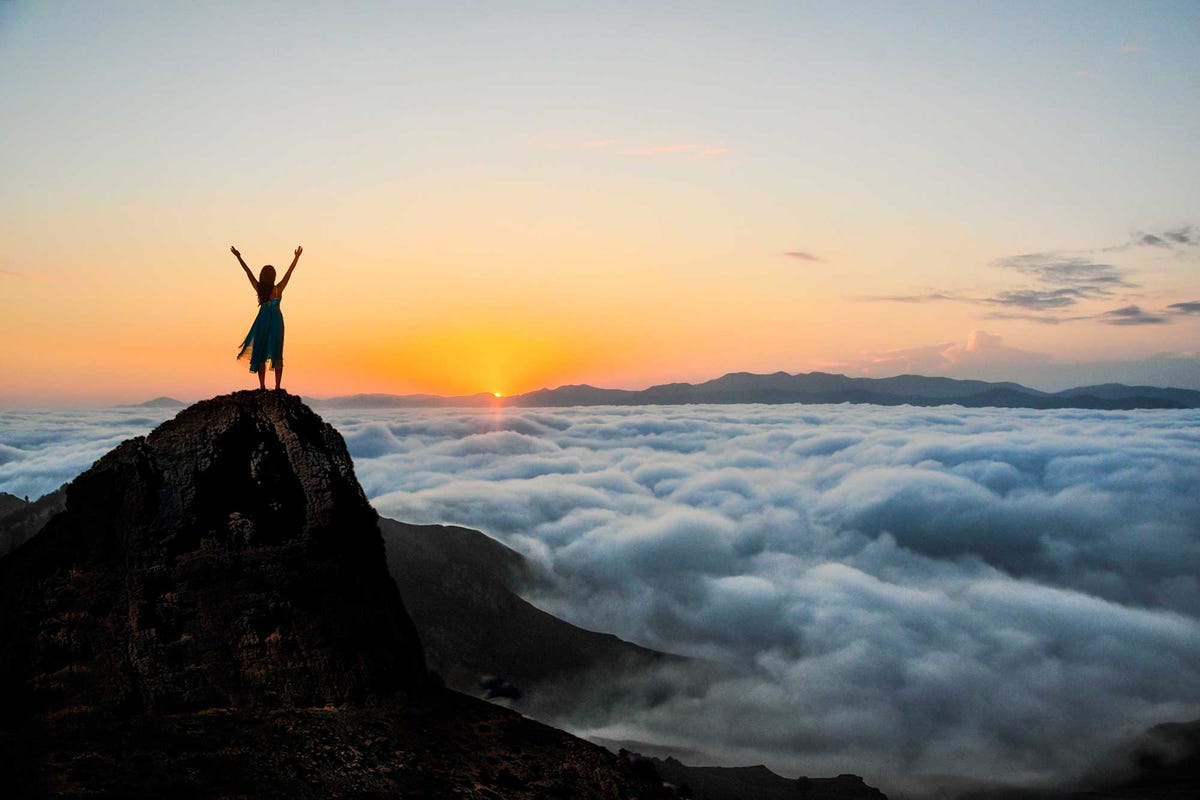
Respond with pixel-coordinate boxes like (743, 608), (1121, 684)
(823, 330), (1053, 375)
(783, 250), (822, 262)
(1106, 226), (1197, 252)
(983, 287), (1100, 310)
(1098, 304), (1169, 326)
(621, 143), (730, 159)
(856, 292), (956, 303)
(856, 227), (1200, 329)
(1117, 43), (1146, 54)
(532, 132), (729, 159)
(863, 286), (1112, 315)
(985, 311), (1069, 325)
(991, 253), (1134, 292)
(1138, 227), (1194, 247)
(990, 304), (1192, 327)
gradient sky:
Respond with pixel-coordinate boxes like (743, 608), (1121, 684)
(2, 1), (1198, 404)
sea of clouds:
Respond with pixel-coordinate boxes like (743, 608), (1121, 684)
(0, 407), (179, 501)
(2, 401), (1199, 787)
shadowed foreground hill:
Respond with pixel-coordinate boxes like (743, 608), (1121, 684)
(0, 491), (26, 519)
(646, 757), (887, 800)
(381, 518), (677, 703)
(0, 488), (65, 556)
(0, 392), (670, 798)
(952, 718), (1200, 800)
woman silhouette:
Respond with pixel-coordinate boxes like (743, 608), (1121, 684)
(231, 244), (302, 391)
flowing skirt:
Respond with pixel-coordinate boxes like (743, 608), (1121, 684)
(237, 298), (284, 372)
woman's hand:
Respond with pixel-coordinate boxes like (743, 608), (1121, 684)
(231, 245), (241, 258)
(278, 245), (303, 290)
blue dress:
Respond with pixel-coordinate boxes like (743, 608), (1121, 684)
(238, 297), (284, 372)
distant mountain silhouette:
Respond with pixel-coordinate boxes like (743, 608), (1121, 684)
(312, 370), (1200, 410)
(120, 396), (186, 408)
(1052, 382), (1200, 406)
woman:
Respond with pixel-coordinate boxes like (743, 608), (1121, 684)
(232, 244), (302, 391)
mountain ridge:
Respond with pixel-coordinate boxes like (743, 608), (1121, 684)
(305, 370), (1200, 410)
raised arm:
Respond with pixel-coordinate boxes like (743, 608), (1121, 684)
(231, 245), (257, 290)
(277, 245), (303, 291)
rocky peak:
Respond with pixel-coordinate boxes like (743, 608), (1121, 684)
(0, 391), (426, 722)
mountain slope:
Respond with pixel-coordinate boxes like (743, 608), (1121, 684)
(0, 491), (26, 519)
(0, 488), (65, 555)
(381, 518), (675, 701)
(647, 756), (886, 800)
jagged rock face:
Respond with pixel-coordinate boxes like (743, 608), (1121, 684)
(0, 391), (426, 721)
(0, 488), (65, 556)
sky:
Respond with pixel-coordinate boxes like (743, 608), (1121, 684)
(3, 402), (1198, 792)
(2, 1), (1199, 404)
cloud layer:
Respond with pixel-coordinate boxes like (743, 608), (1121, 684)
(2, 403), (1199, 787)
(0, 407), (178, 500)
(341, 404), (1200, 784)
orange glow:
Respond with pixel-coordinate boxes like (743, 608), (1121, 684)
(296, 319), (633, 399)
(0, 190), (1193, 405)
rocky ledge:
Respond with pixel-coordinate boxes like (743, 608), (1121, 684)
(0, 391), (427, 721)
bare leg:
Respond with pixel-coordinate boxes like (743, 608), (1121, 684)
(257, 366), (267, 391)
(274, 364), (283, 391)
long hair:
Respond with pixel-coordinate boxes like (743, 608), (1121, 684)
(256, 265), (276, 305)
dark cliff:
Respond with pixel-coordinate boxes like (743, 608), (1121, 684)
(0, 392), (675, 799)
(0, 390), (427, 721)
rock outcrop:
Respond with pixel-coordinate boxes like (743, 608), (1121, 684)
(0, 392), (677, 799)
(0, 491), (27, 519)
(0, 391), (426, 721)
(0, 488), (65, 556)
